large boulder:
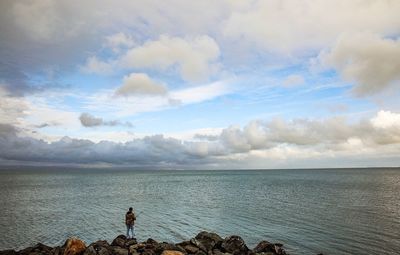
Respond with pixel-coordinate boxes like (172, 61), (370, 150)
(272, 243), (286, 255)
(252, 241), (274, 253)
(194, 232), (223, 251)
(220, 236), (249, 255)
(190, 239), (207, 252)
(112, 235), (127, 248)
(63, 238), (86, 255)
(83, 240), (111, 255)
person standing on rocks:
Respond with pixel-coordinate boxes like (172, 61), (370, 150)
(125, 207), (136, 239)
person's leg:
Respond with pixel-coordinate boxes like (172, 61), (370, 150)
(132, 225), (136, 238)
(126, 224), (130, 238)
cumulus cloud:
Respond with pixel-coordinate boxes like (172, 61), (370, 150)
(114, 73), (167, 97)
(316, 33), (400, 96)
(79, 113), (132, 128)
(1, 111), (400, 168)
(83, 35), (221, 81)
(223, 0), (400, 53)
(120, 35), (220, 81)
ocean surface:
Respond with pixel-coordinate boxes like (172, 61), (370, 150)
(0, 168), (399, 254)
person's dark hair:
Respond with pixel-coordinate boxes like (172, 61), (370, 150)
(129, 207), (133, 212)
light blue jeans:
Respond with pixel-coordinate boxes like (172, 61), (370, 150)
(126, 224), (135, 239)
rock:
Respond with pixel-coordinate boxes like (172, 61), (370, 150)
(112, 235), (127, 248)
(83, 241), (111, 255)
(161, 251), (185, 255)
(18, 243), (54, 255)
(220, 236), (248, 255)
(252, 241), (274, 253)
(194, 250), (206, 255)
(183, 245), (199, 254)
(155, 243), (186, 255)
(83, 246), (97, 255)
(63, 238), (86, 255)
(272, 244), (286, 255)
(126, 239), (137, 247)
(112, 247), (129, 255)
(142, 249), (156, 255)
(0, 250), (17, 255)
(146, 238), (159, 245)
(52, 246), (64, 255)
(190, 239), (207, 252)
(194, 232), (223, 251)
(212, 249), (232, 255)
(176, 241), (191, 247)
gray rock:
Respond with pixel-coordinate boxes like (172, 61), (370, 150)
(112, 235), (127, 248)
(190, 239), (207, 253)
(83, 246), (97, 255)
(194, 232), (223, 252)
(252, 241), (274, 253)
(220, 236), (249, 255)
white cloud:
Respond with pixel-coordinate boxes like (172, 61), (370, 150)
(115, 73), (167, 96)
(81, 35), (221, 81)
(317, 33), (400, 96)
(371, 110), (400, 129)
(119, 35), (220, 81)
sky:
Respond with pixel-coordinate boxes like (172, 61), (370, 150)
(0, 0), (400, 169)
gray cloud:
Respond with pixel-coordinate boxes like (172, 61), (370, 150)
(317, 33), (400, 96)
(1, 111), (400, 168)
(79, 113), (133, 128)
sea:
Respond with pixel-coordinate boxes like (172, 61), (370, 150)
(0, 168), (399, 254)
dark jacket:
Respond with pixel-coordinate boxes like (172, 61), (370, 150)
(125, 212), (136, 226)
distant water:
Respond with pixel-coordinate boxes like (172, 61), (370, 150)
(0, 168), (399, 254)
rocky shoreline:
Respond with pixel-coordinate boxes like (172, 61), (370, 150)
(0, 231), (288, 255)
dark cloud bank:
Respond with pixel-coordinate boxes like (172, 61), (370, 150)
(1, 113), (400, 168)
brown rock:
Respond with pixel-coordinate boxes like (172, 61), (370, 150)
(155, 243), (186, 255)
(161, 251), (185, 255)
(112, 247), (129, 255)
(63, 238), (86, 255)
(184, 245), (199, 254)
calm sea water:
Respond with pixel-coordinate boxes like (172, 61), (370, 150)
(0, 168), (399, 254)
